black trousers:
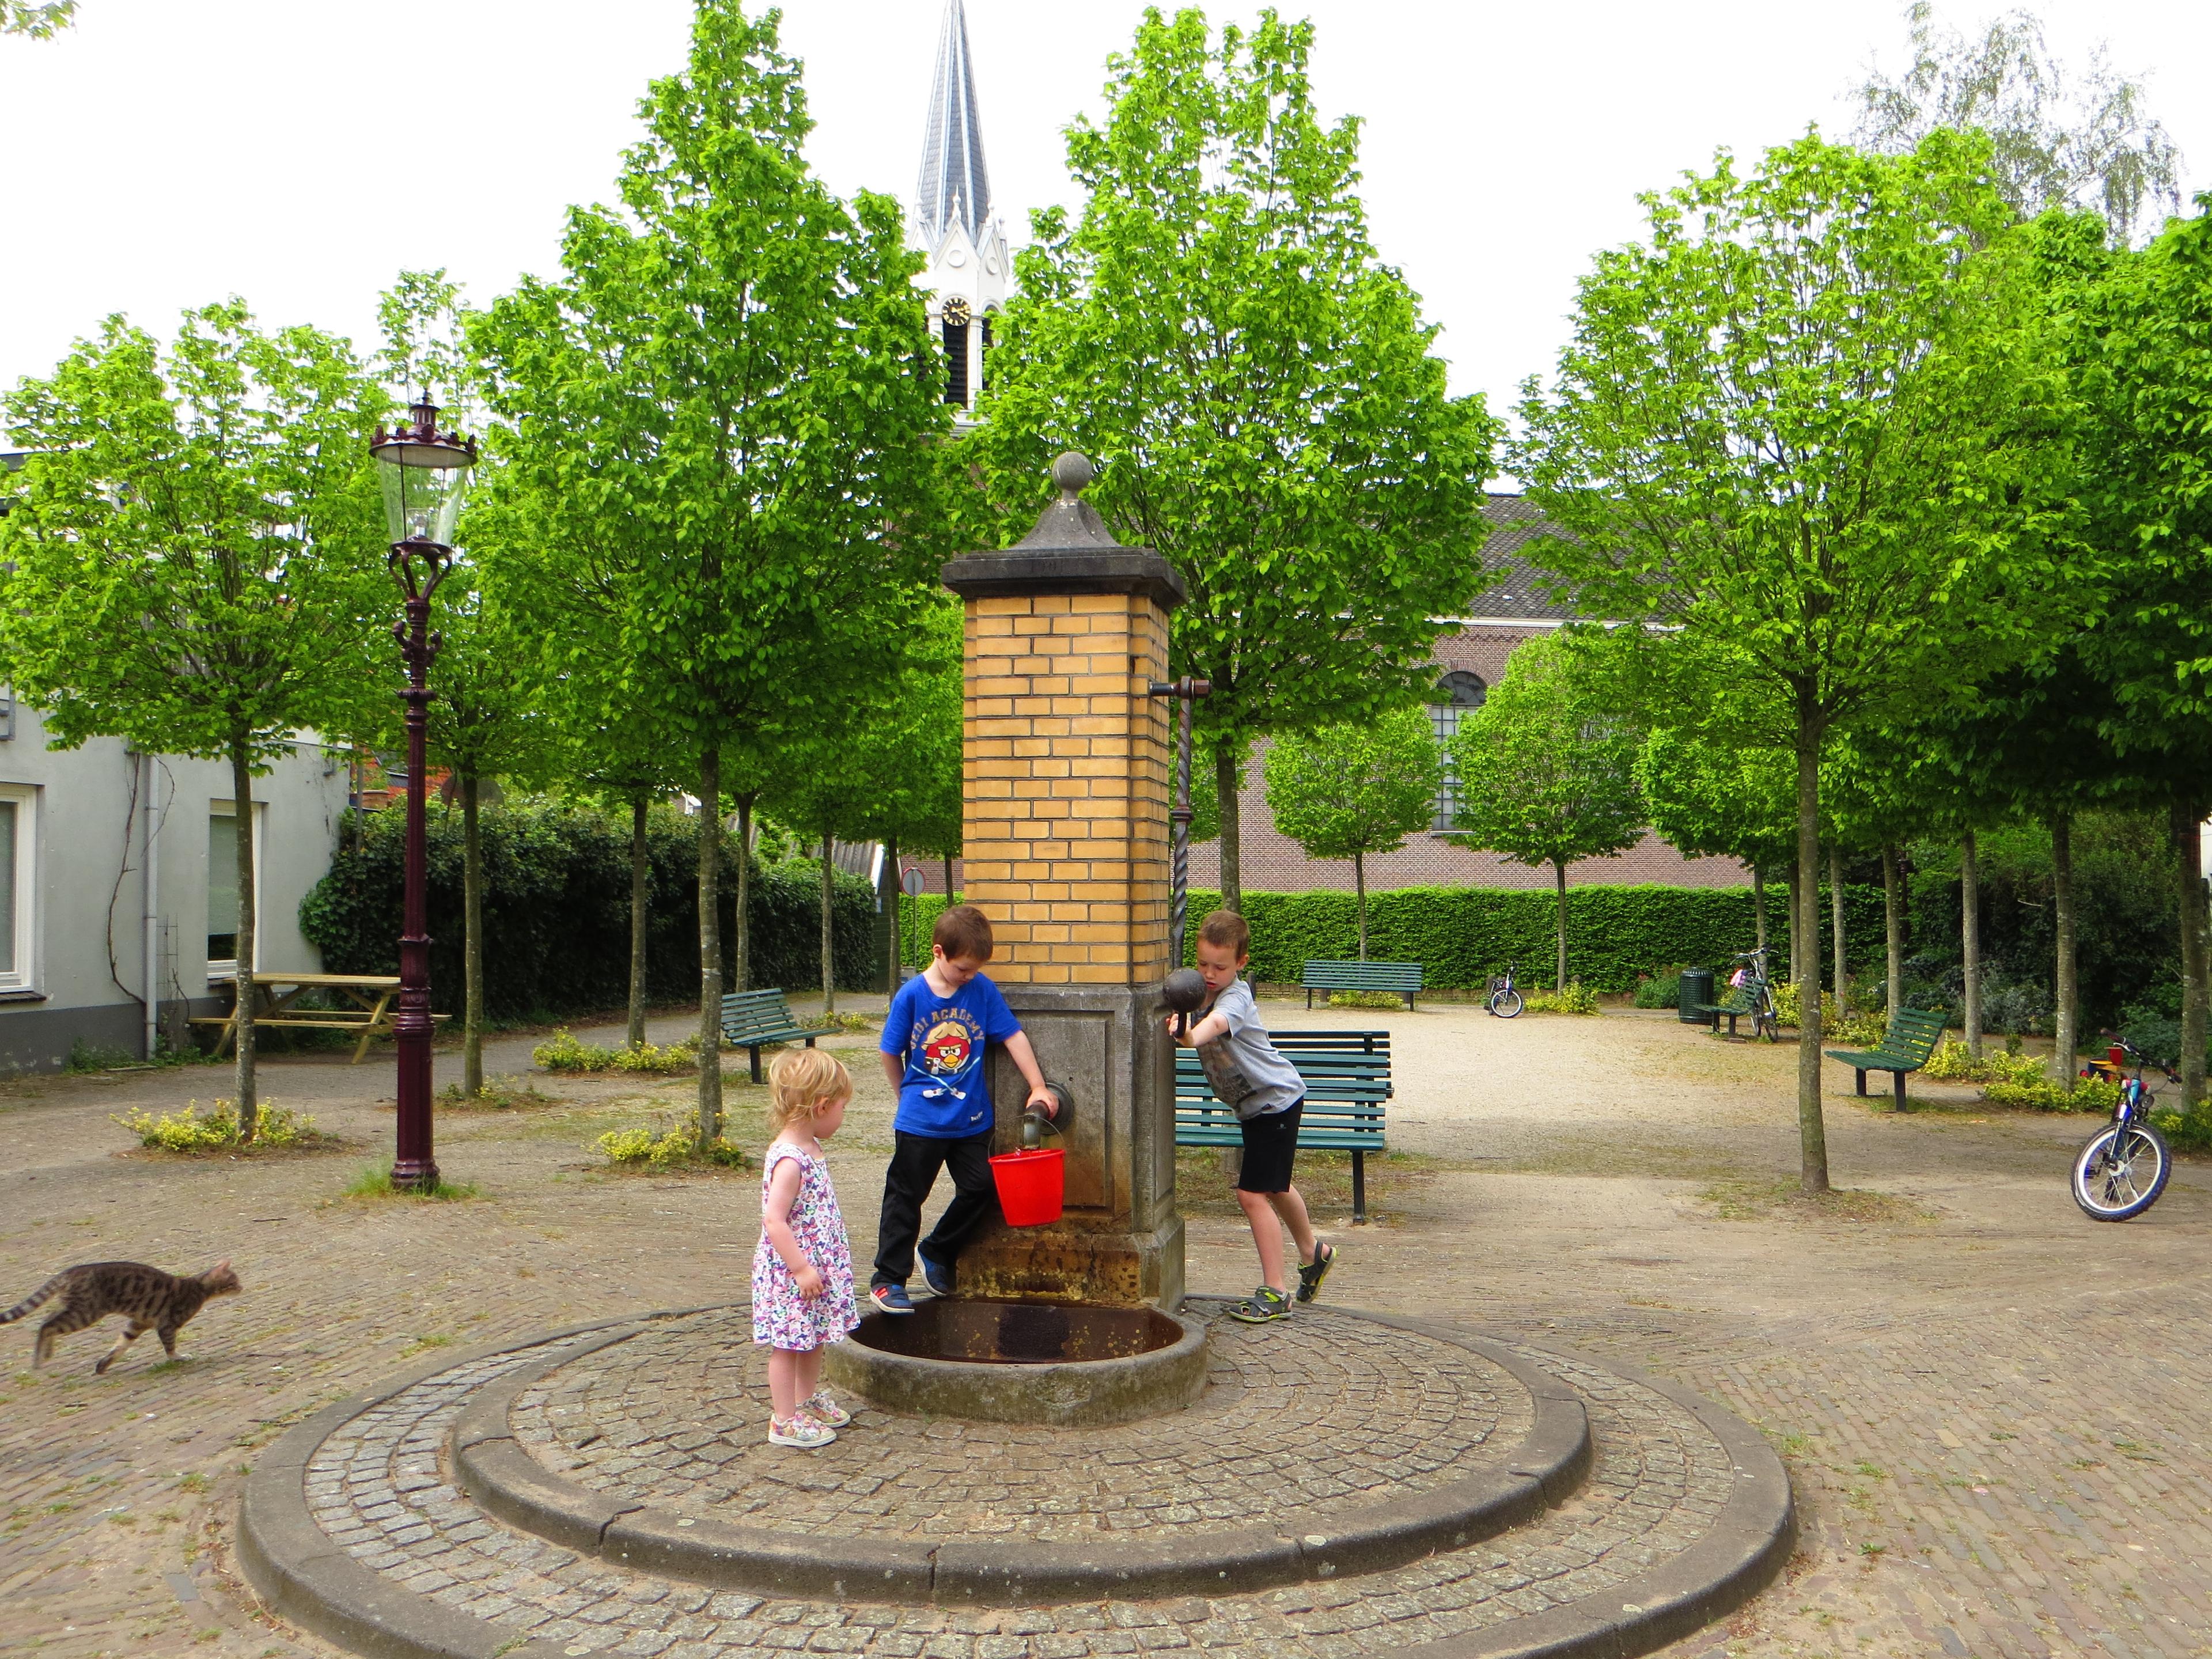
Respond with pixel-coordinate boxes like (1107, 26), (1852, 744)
(872, 1128), (996, 1289)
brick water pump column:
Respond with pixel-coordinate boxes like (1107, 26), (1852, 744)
(938, 453), (1186, 1308)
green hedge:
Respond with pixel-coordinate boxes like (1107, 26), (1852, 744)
(299, 801), (880, 1021)
(1171, 883), (1888, 993)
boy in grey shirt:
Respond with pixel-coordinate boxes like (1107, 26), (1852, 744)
(1169, 910), (1337, 1323)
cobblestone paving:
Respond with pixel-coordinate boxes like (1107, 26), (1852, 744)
(302, 1319), (1734, 1657)
(507, 1308), (1526, 1539)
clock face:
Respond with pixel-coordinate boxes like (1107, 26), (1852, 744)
(942, 297), (972, 325)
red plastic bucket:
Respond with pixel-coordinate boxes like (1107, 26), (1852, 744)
(988, 1147), (1065, 1227)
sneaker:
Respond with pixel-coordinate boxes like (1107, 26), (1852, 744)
(917, 1253), (955, 1298)
(870, 1283), (915, 1315)
(1296, 1242), (1337, 1305)
(801, 1392), (852, 1428)
(767, 1414), (836, 1449)
(1225, 1286), (1293, 1324)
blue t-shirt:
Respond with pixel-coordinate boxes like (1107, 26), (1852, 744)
(880, 972), (1022, 1138)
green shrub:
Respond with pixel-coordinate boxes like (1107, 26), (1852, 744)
(532, 1030), (699, 1075)
(1633, 968), (1684, 1009)
(1920, 1040), (2040, 1086)
(2152, 1106), (2212, 1150)
(115, 1100), (317, 1151)
(1328, 990), (1406, 1010)
(596, 1113), (749, 1169)
(1984, 1074), (2119, 1113)
(301, 801), (883, 1021)
(1521, 982), (1600, 1014)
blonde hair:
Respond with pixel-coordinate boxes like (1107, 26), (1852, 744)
(767, 1048), (852, 1138)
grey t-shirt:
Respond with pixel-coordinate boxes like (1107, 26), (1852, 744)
(1196, 978), (1304, 1120)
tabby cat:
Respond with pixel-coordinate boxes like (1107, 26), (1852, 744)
(0, 1259), (242, 1372)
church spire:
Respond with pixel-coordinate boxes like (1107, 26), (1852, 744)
(916, 0), (991, 252)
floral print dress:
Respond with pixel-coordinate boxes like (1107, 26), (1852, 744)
(751, 1142), (859, 1351)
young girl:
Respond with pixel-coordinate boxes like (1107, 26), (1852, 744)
(752, 1048), (861, 1448)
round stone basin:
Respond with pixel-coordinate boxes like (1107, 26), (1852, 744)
(824, 1298), (1209, 1426)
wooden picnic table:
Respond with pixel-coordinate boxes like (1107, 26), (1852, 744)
(191, 972), (445, 1065)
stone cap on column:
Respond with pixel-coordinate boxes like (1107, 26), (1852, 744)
(942, 452), (1187, 612)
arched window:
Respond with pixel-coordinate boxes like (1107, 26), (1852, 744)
(979, 308), (995, 396)
(941, 297), (972, 407)
(1428, 671), (1486, 830)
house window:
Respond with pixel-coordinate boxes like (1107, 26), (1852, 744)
(0, 784), (34, 989)
(1428, 671), (1487, 831)
(980, 311), (994, 396)
(208, 801), (263, 980)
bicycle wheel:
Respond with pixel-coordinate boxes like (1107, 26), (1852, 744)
(1490, 988), (1524, 1020)
(2072, 1122), (2172, 1221)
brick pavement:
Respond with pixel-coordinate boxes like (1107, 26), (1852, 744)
(1, 1001), (2206, 1657)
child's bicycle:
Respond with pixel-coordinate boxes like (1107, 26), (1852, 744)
(1486, 962), (1523, 1019)
(2071, 1032), (2176, 1222)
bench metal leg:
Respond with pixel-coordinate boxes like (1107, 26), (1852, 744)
(1307, 990), (1315, 1010)
(1351, 1149), (1368, 1225)
(1895, 1070), (1909, 1113)
(1855, 1069), (1868, 1096)
(749, 1044), (764, 1085)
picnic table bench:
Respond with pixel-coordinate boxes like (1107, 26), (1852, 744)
(719, 988), (840, 1084)
(1175, 1029), (1391, 1222)
(1300, 960), (1423, 1011)
(1825, 1006), (1948, 1110)
(191, 972), (448, 1064)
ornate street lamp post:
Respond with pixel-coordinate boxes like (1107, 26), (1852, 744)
(369, 395), (475, 1190)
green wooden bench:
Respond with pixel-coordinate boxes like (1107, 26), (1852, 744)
(1175, 1030), (1391, 1222)
(719, 989), (840, 1084)
(1300, 961), (1424, 1011)
(1692, 985), (1764, 1038)
(1825, 1007), (1948, 1111)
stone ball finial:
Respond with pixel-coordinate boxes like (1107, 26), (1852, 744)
(1051, 452), (1095, 499)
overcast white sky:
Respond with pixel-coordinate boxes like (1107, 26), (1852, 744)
(3, 0), (2207, 446)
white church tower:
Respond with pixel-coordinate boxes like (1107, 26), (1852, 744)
(914, 0), (1009, 420)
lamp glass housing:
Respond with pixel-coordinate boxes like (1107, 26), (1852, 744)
(376, 449), (471, 547)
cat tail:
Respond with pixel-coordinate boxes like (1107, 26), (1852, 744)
(0, 1274), (66, 1324)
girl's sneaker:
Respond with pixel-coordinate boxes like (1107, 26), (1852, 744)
(1225, 1286), (1292, 1324)
(1296, 1241), (1337, 1304)
(801, 1391), (852, 1427)
(768, 1414), (837, 1449)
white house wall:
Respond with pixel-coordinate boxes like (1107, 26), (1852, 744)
(0, 705), (350, 1072)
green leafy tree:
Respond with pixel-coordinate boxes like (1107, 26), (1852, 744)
(1636, 728), (1794, 956)
(0, 1), (74, 37)
(1262, 707), (1440, 959)
(471, 1), (950, 1138)
(965, 7), (1494, 913)
(850, 599), (964, 993)
(1447, 637), (1643, 990)
(0, 302), (385, 1133)
(1854, 2), (2183, 245)
(1514, 132), (2077, 1191)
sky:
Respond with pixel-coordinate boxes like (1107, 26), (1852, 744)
(3, 0), (2209, 449)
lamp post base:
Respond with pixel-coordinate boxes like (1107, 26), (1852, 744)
(388, 1158), (441, 1193)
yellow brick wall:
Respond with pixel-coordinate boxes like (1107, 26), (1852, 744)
(961, 591), (1172, 985)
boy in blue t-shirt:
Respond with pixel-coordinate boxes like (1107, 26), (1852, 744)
(872, 904), (1055, 1313)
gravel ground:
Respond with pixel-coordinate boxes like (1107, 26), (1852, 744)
(0, 994), (2204, 1659)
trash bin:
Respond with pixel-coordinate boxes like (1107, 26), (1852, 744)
(1678, 966), (1714, 1023)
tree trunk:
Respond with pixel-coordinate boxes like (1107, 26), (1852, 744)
(1786, 861), (1803, 987)
(1215, 743), (1242, 914)
(2051, 812), (2075, 1090)
(627, 793), (649, 1050)
(1751, 863), (1768, 955)
(1793, 695), (1829, 1194)
(1961, 829), (1983, 1061)
(1829, 843), (1848, 1013)
(733, 792), (755, 995)
(885, 834), (900, 995)
(820, 831), (837, 1016)
(696, 746), (722, 1141)
(462, 772), (484, 1100)
(229, 740), (259, 1141)
(1553, 859), (1569, 991)
(1883, 843), (1904, 1020)
(1354, 851), (1368, 961)
(2175, 802), (2208, 1109)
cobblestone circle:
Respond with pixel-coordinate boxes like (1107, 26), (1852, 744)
(296, 1319), (1741, 1657)
(505, 1306), (1526, 1541)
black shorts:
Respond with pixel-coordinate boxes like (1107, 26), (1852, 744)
(1236, 1099), (1304, 1194)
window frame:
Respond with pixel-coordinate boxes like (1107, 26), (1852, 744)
(206, 799), (265, 984)
(0, 782), (36, 992)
